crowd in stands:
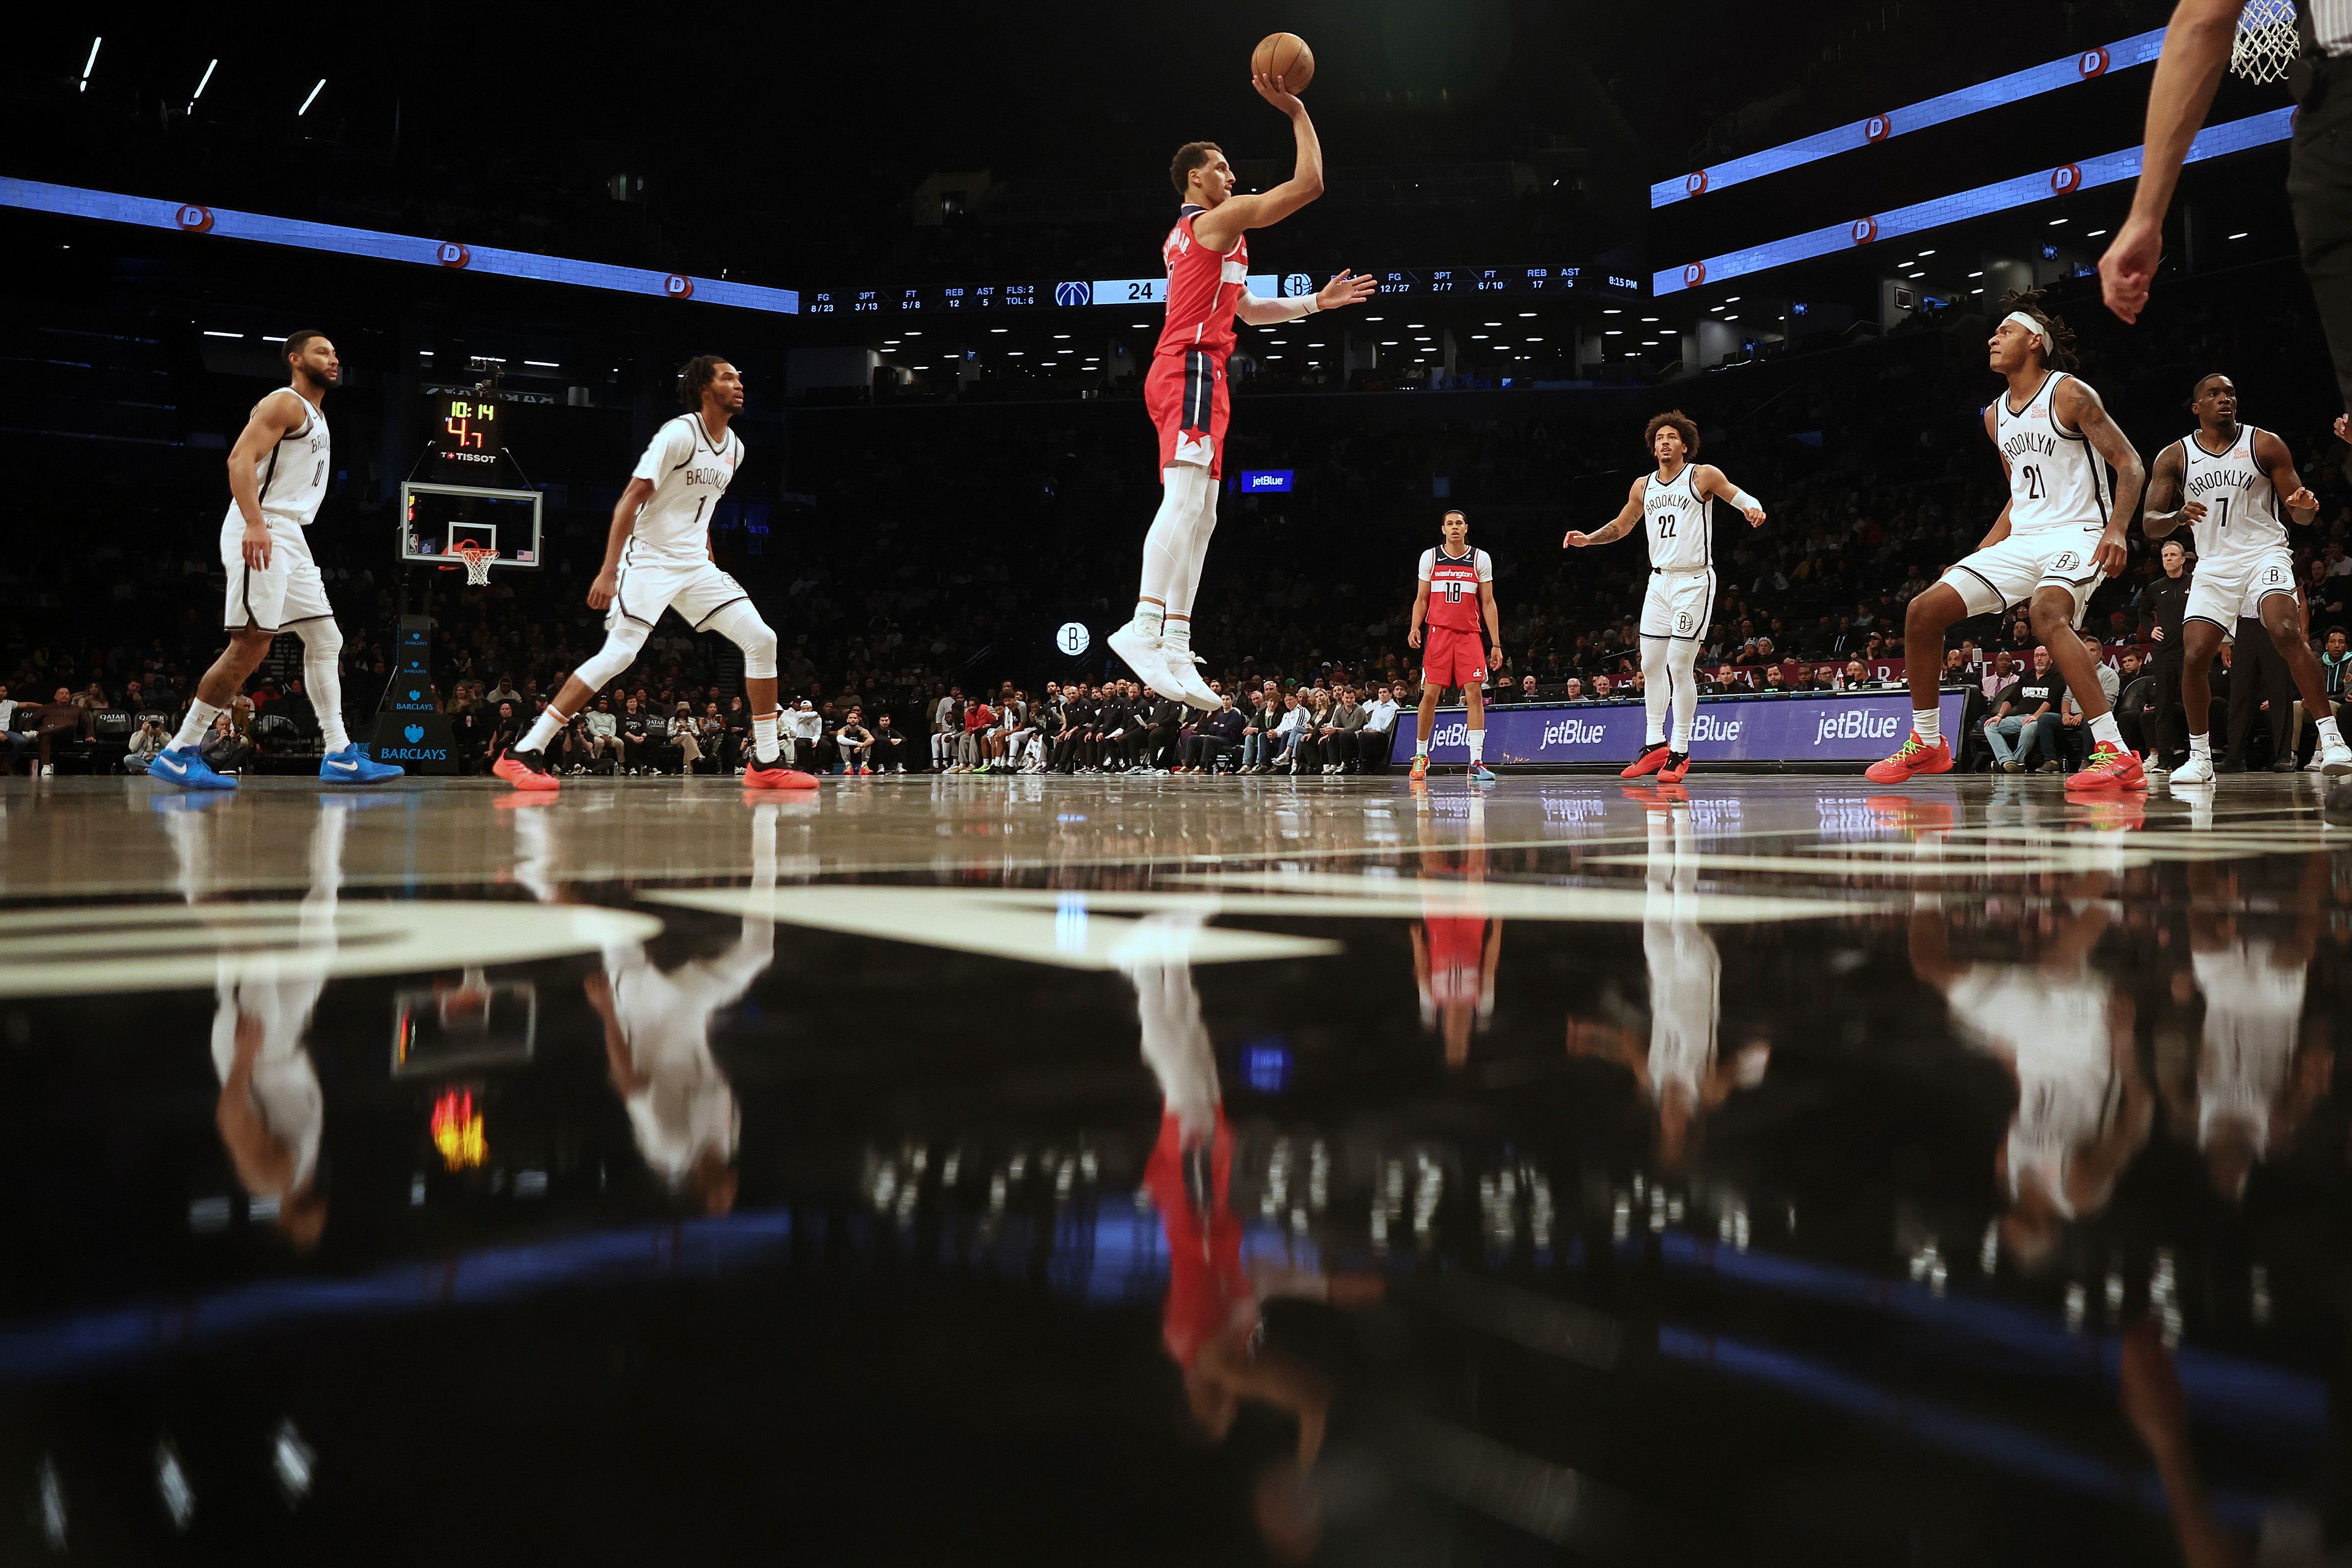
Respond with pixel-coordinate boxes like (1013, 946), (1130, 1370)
(9, 262), (2352, 780)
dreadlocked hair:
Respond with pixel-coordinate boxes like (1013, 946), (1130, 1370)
(1997, 288), (2079, 372)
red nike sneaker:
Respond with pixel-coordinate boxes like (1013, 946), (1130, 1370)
(1657, 751), (1692, 784)
(492, 746), (560, 793)
(2065, 741), (2146, 792)
(1864, 733), (1953, 784)
(743, 760), (818, 791)
(1621, 742), (1671, 780)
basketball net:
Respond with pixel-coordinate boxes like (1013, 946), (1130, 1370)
(450, 543), (500, 586)
(2231, 0), (2297, 84)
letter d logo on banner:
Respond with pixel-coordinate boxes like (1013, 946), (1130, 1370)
(1850, 217), (1879, 246)
(1863, 114), (1892, 143)
(437, 242), (470, 268)
(175, 203), (214, 233)
(1684, 170), (1708, 196)
(663, 274), (695, 300)
(1682, 261), (1706, 290)
(2078, 47), (2110, 77)
(2050, 163), (2083, 195)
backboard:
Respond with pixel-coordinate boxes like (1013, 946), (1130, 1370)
(399, 481), (543, 570)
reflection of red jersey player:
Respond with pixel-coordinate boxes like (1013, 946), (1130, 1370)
(1410, 790), (1501, 1066)
(1107, 67), (1376, 715)
(1408, 510), (1502, 785)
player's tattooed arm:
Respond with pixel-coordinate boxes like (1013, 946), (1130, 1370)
(2056, 377), (2144, 575)
(224, 390), (311, 570)
(2139, 441), (2199, 538)
(1563, 478), (1646, 549)
(2255, 428), (2321, 524)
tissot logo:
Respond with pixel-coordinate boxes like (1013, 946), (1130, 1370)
(1815, 709), (1899, 744)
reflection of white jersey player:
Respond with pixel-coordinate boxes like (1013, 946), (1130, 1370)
(1945, 967), (2119, 1219)
(2177, 425), (2294, 630)
(1942, 371), (2116, 627)
(2192, 940), (2304, 1158)
(1643, 809), (1721, 1106)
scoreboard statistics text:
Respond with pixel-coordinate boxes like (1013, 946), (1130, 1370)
(801, 266), (1641, 315)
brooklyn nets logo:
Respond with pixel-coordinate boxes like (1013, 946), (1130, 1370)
(1677, 611), (1695, 634)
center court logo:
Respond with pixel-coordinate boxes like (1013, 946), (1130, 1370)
(1815, 709), (1899, 745)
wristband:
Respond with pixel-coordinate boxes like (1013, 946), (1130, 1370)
(1729, 487), (1762, 512)
(1300, 295), (1321, 315)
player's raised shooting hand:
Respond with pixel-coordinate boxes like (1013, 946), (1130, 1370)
(241, 519), (272, 571)
(1253, 72), (1307, 118)
(1317, 270), (1378, 312)
(587, 565), (617, 611)
(2098, 214), (2161, 325)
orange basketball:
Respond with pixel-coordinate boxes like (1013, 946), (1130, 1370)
(1251, 32), (1315, 92)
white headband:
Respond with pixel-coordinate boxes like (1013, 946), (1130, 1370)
(2002, 310), (2046, 346)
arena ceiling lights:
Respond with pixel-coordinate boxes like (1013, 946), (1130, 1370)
(1652, 107), (2291, 296)
(0, 176), (800, 315)
(1652, 28), (2168, 208)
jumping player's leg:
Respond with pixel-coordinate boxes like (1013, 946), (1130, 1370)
(1114, 464), (1215, 697)
(2256, 589), (2350, 769)
(2175, 618), (2228, 778)
(1162, 472), (1220, 672)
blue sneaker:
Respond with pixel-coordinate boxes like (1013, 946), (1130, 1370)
(320, 745), (405, 784)
(149, 745), (236, 791)
(1469, 763), (1499, 785)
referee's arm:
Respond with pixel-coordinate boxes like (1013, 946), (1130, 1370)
(2098, 0), (2248, 323)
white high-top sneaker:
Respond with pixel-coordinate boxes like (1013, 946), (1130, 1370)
(2169, 751), (2217, 785)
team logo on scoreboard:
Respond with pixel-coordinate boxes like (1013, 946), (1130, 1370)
(2078, 47), (2110, 77)
(1685, 170), (1708, 196)
(436, 242), (470, 269)
(1850, 217), (1879, 245)
(1863, 114), (1893, 142)
(1283, 273), (1313, 298)
(1682, 262), (1706, 289)
(662, 274), (695, 300)
(174, 203), (214, 233)
(1054, 281), (1091, 306)
(2049, 162), (2083, 195)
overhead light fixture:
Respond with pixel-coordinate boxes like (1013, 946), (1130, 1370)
(202, 330), (241, 339)
(2228, 230), (2249, 239)
(990, 326), (1008, 333)
(1603, 330), (1622, 336)
(1971, 287), (1985, 295)
(904, 330), (922, 336)
(1006, 350), (1025, 356)
(1379, 340), (1400, 346)
(1527, 336), (1545, 341)
(1725, 296), (1741, 303)
(80, 37), (100, 92)
(1407, 322), (1425, 328)
(1365, 315), (1384, 322)
(2047, 217), (2067, 226)
(1518, 312), (1537, 318)
(1967, 270), (1985, 278)
(1725, 315), (1740, 322)
(523, 360), (560, 368)
(298, 78), (325, 116)
(188, 57), (217, 114)
(262, 334), (287, 342)
(1917, 249), (1936, 257)
(1130, 322), (1151, 328)
(1641, 317), (1659, 323)
(2086, 228), (2108, 238)
(1603, 308), (1621, 315)
(1470, 334), (1489, 340)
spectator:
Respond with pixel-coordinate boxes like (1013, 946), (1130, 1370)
(1592, 675), (1615, 701)
(1316, 687), (1370, 774)
(872, 712), (911, 773)
(1562, 677), (1586, 702)
(932, 686), (963, 772)
(1515, 674), (1542, 704)
(1359, 683), (1401, 772)
(200, 710), (255, 775)
(697, 703), (728, 774)
(1979, 650), (2018, 701)
(666, 702), (704, 775)
(489, 701), (525, 766)
(124, 717), (167, 774)
(581, 695), (622, 774)
(837, 708), (875, 774)
(958, 696), (996, 774)
(1178, 693), (1246, 772)
(1265, 692), (1308, 771)
(786, 699), (824, 767)
(22, 685), (91, 776)
(619, 696), (654, 775)
(2010, 646), (2065, 772)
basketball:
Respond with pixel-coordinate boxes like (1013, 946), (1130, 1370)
(1251, 32), (1314, 92)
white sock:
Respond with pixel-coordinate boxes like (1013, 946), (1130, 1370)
(1913, 709), (1941, 746)
(1164, 618), (1192, 661)
(2320, 716), (2344, 752)
(172, 698), (222, 753)
(1469, 729), (1485, 763)
(521, 709), (566, 753)
(1131, 598), (1166, 637)
(1667, 638), (1703, 752)
(2090, 712), (2123, 750)
(752, 712), (780, 764)
(2190, 731), (2212, 760)
(1415, 736), (1430, 758)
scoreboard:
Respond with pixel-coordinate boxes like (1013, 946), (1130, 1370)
(426, 393), (512, 472)
(800, 265), (1641, 315)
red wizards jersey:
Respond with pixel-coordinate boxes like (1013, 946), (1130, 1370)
(1419, 546), (1493, 633)
(1155, 206), (1248, 361)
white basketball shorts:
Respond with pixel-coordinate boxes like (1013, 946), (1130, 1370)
(1941, 524), (2105, 627)
(1640, 568), (1716, 641)
(608, 557), (749, 633)
(2184, 544), (2296, 630)
(221, 514), (332, 633)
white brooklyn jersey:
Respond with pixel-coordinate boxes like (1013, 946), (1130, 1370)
(1995, 371), (2112, 535)
(2180, 426), (2283, 564)
(2193, 941), (2305, 1153)
(1946, 965), (2116, 1218)
(1642, 464), (1712, 571)
(225, 387), (331, 528)
(626, 413), (744, 566)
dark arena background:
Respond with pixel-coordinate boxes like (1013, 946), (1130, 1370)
(5, 3), (2352, 1562)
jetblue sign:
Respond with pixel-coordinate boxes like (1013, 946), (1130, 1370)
(1417, 691), (1967, 766)
(1237, 470), (1294, 494)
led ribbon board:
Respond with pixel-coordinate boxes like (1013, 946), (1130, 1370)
(1653, 29), (2169, 208)
(0, 177), (799, 314)
(1653, 107), (2292, 295)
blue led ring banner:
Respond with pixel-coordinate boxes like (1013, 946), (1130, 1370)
(1652, 29), (2169, 208)
(1653, 107), (2293, 295)
(0, 177), (799, 315)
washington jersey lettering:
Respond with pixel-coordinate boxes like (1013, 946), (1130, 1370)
(1995, 371), (2113, 535)
(1155, 206), (1248, 361)
(227, 387), (331, 529)
(1419, 546), (1493, 632)
(627, 413), (742, 566)
(2179, 426), (2283, 564)
(1643, 466), (1711, 571)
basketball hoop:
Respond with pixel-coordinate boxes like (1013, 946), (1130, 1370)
(436, 967), (494, 1033)
(445, 541), (500, 586)
(2231, 0), (2297, 84)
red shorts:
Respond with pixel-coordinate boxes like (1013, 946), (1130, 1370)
(1144, 349), (1231, 478)
(1422, 625), (1487, 690)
